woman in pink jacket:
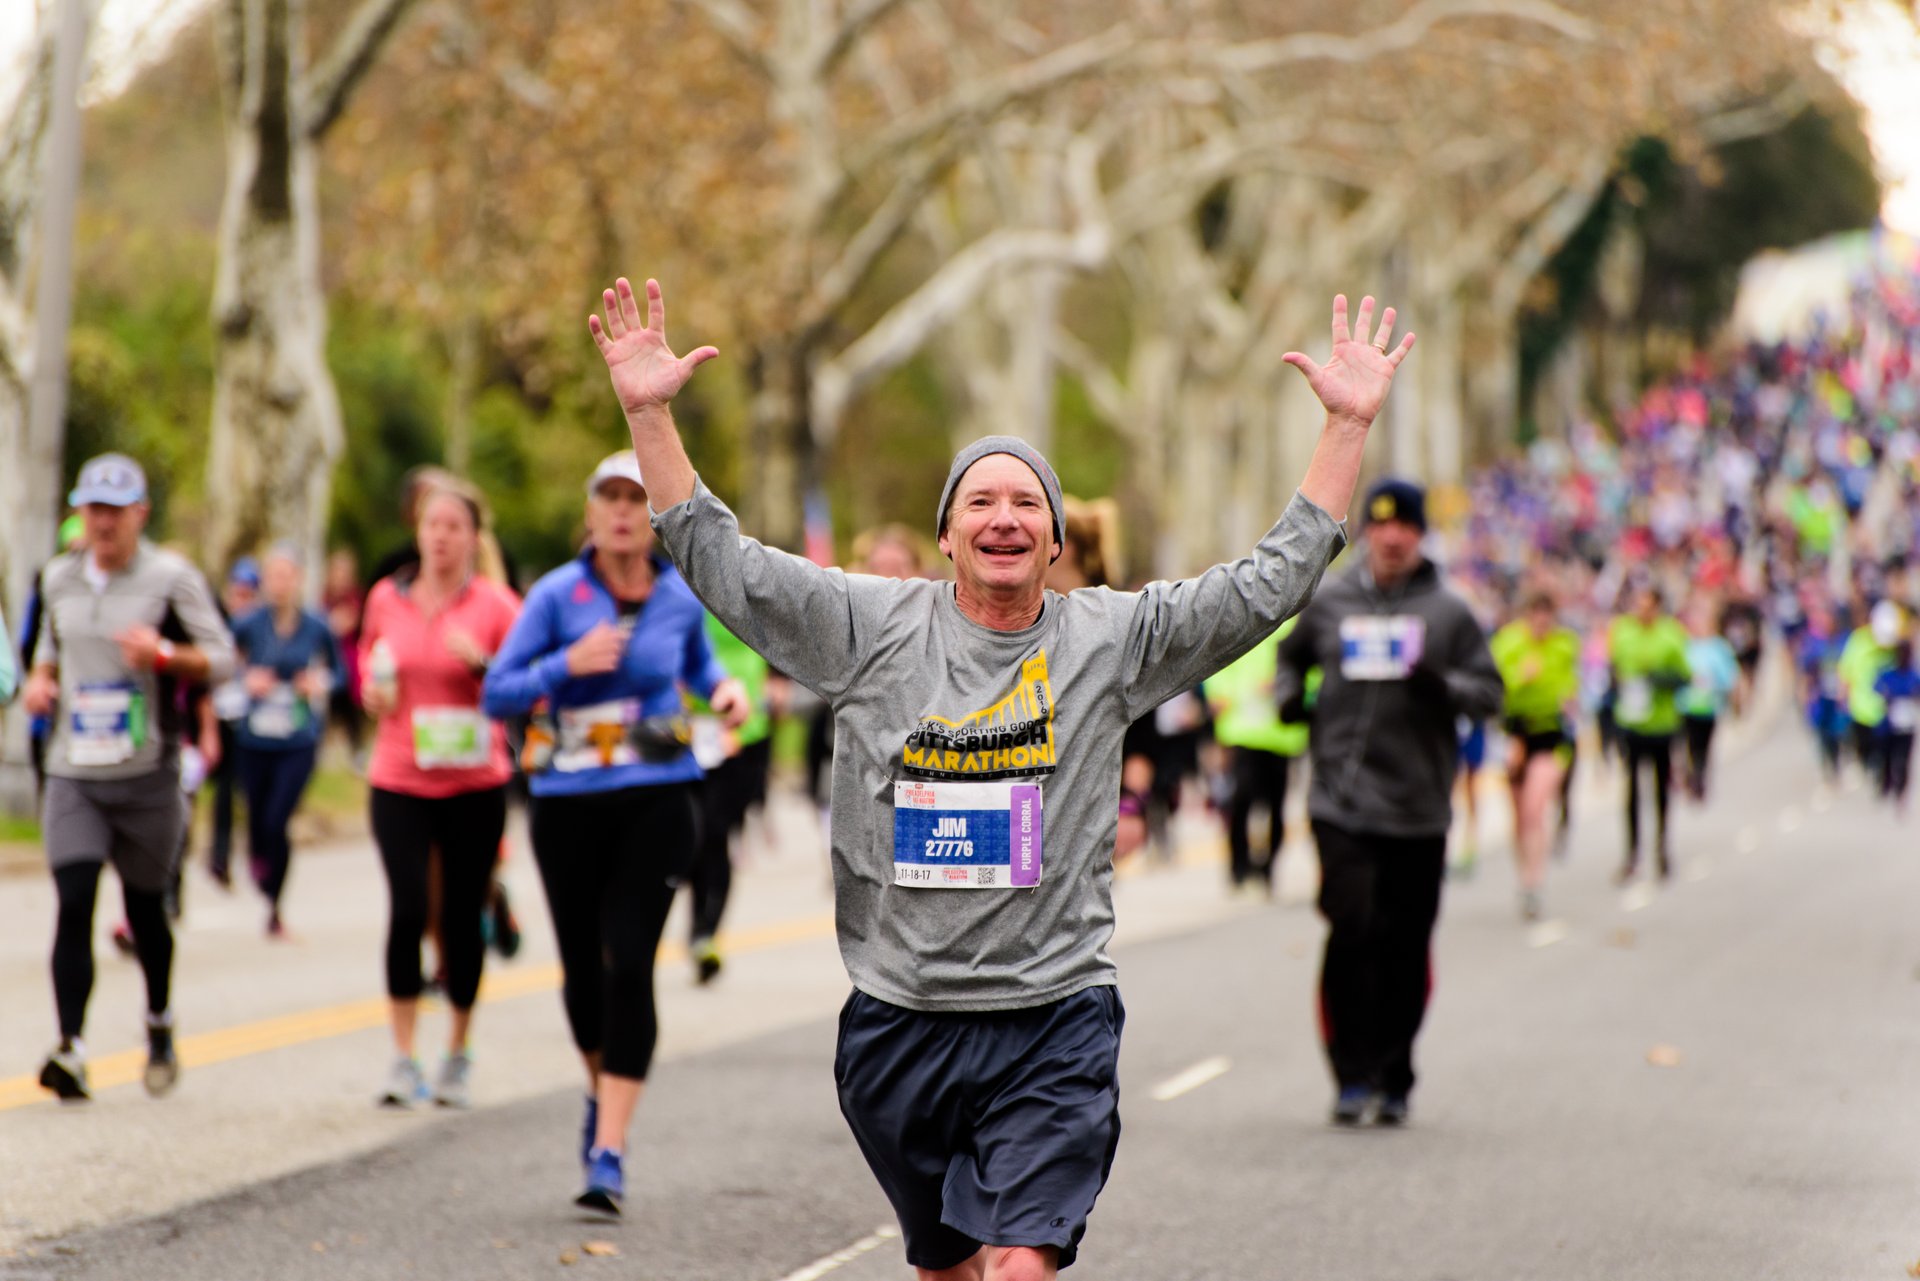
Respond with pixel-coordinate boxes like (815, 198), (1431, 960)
(358, 478), (520, 1110)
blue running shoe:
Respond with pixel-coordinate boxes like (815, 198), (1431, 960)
(580, 1094), (599, 1168)
(576, 1146), (624, 1216)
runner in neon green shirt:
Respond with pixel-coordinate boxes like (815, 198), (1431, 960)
(1838, 600), (1905, 787)
(1490, 591), (1578, 921)
(1204, 619), (1307, 897)
(1607, 585), (1690, 882)
(685, 615), (775, 983)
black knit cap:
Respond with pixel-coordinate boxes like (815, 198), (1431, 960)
(1364, 477), (1427, 531)
(935, 435), (1066, 555)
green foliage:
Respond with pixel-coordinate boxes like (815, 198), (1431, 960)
(1635, 105), (1882, 337)
(1517, 102), (1883, 434)
(327, 304), (445, 573)
(65, 239), (216, 542)
(825, 354), (953, 555)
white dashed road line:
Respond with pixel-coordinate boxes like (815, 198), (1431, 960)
(772, 1226), (902, 1281)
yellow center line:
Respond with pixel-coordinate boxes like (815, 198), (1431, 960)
(0, 912), (838, 1113)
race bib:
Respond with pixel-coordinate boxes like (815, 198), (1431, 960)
(893, 779), (1043, 889)
(1617, 678), (1653, 724)
(248, 685), (305, 740)
(1890, 698), (1918, 733)
(68, 682), (145, 767)
(411, 706), (491, 769)
(1339, 615), (1425, 681)
(552, 699), (642, 773)
(212, 679), (250, 721)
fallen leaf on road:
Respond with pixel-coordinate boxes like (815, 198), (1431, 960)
(1608, 928), (1637, 949)
(310, 1242), (327, 1253)
(490, 1238), (515, 1249)
(1905, 1257), (1920, 1279)
(1646, 1044), (1683, 1068)
(559, 1249), (579, 1265)
(583, 1241), (621, 1257)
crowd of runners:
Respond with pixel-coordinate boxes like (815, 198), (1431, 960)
(5, 240), (1918, 1275)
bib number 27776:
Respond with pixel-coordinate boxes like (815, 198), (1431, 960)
(893, 779), (1043, 889)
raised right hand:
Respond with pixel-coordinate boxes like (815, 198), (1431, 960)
(565, 622), (628, 677)
(588, 277), (719, 414)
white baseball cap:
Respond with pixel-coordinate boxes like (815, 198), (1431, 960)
(586, 451), (645, 496)
(69, 453), (149, 507)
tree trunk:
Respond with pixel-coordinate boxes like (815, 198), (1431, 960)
(744, 338), (809, 551)
(205, 0), (342, 585)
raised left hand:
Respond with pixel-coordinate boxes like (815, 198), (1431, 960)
(1282, 295), (1415, 428)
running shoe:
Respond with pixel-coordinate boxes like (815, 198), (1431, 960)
(143, 1014), (179, 1097)
(379, 1055), (429, 1108)
(580, 1094), (600, 1168)
(1520, 890), (1543, 923)
(38, 1043), (90, 1102)
(692, 936), (723, 986)
(434, 1051), (474, 1109)
(1330, 1085), (1374, 1127)
(575, 1147), (624, 1216)
(110, 922), (137, 957)
(1376, 1094), (1411, 1127)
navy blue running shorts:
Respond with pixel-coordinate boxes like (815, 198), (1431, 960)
(834, 984), (1125, 1272)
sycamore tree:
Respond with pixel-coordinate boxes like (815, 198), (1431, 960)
(202, 0), (420, 579)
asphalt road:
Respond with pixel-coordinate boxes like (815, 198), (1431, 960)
(3, 712), (1918, 1281)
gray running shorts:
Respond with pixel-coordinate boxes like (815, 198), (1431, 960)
(42, 770), (188, 894)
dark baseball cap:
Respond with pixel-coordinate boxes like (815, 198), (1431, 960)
(1364, 478), (1426, 531)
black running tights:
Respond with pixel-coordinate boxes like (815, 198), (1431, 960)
(531, 784), (695, 1080)
(369, 786), (506, 1010)
(1622, 731), (1674, 866)
(51, 861), (172, 1041)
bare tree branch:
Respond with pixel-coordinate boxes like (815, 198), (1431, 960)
(1051, 329), (1130, 429)
(815, 0), (911, 77)
(1211, 0), (1595, 73)
(301, 0), (421, 140)
(810, 137), (1111, 441)
(674, 0), (773, 80)
(843, 25), (1133, 182)
(796, 138), (963, 335)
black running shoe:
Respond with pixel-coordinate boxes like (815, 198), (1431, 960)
(144, 1017), (179, 1097)
(39, 1045), (90, 1102)
(1376, 1094), (1410, 1127)
(1330, 1085), (1373, 1127)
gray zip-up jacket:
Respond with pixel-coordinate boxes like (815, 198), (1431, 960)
(34, 542), (236, 781)
(656, 482), (1345, 1011)
(1278, 558), (1501, 838)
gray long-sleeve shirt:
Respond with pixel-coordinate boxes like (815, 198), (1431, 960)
(655, 482), (1344, 1011)
(35, 542), (236, 781)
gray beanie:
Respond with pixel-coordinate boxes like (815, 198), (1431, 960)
(935, 435), (1065, 557)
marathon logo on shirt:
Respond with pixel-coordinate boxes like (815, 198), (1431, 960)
(901, 652), (1057, 780)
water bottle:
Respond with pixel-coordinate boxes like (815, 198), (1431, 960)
(368, 639), (398, 707)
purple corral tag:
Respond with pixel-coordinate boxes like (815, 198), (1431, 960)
(1010, 784), (1043, 887)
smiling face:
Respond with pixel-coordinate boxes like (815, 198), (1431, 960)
(939, 454), (1060, 605)
(586, 477), (654, 557)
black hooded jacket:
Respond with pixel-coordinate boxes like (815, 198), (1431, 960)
(1278, 558), (1502, 837)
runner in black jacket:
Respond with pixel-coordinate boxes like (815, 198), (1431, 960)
(1278, 478), (1501, 1127)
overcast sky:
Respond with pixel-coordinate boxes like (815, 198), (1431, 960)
(2, 0), (1917, 235)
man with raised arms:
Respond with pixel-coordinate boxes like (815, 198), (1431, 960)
(589, 276), (1413, 1280)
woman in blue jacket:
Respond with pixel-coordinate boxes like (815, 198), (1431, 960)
(483, 451), (745, 1217)
(231, 545), (342, 937)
